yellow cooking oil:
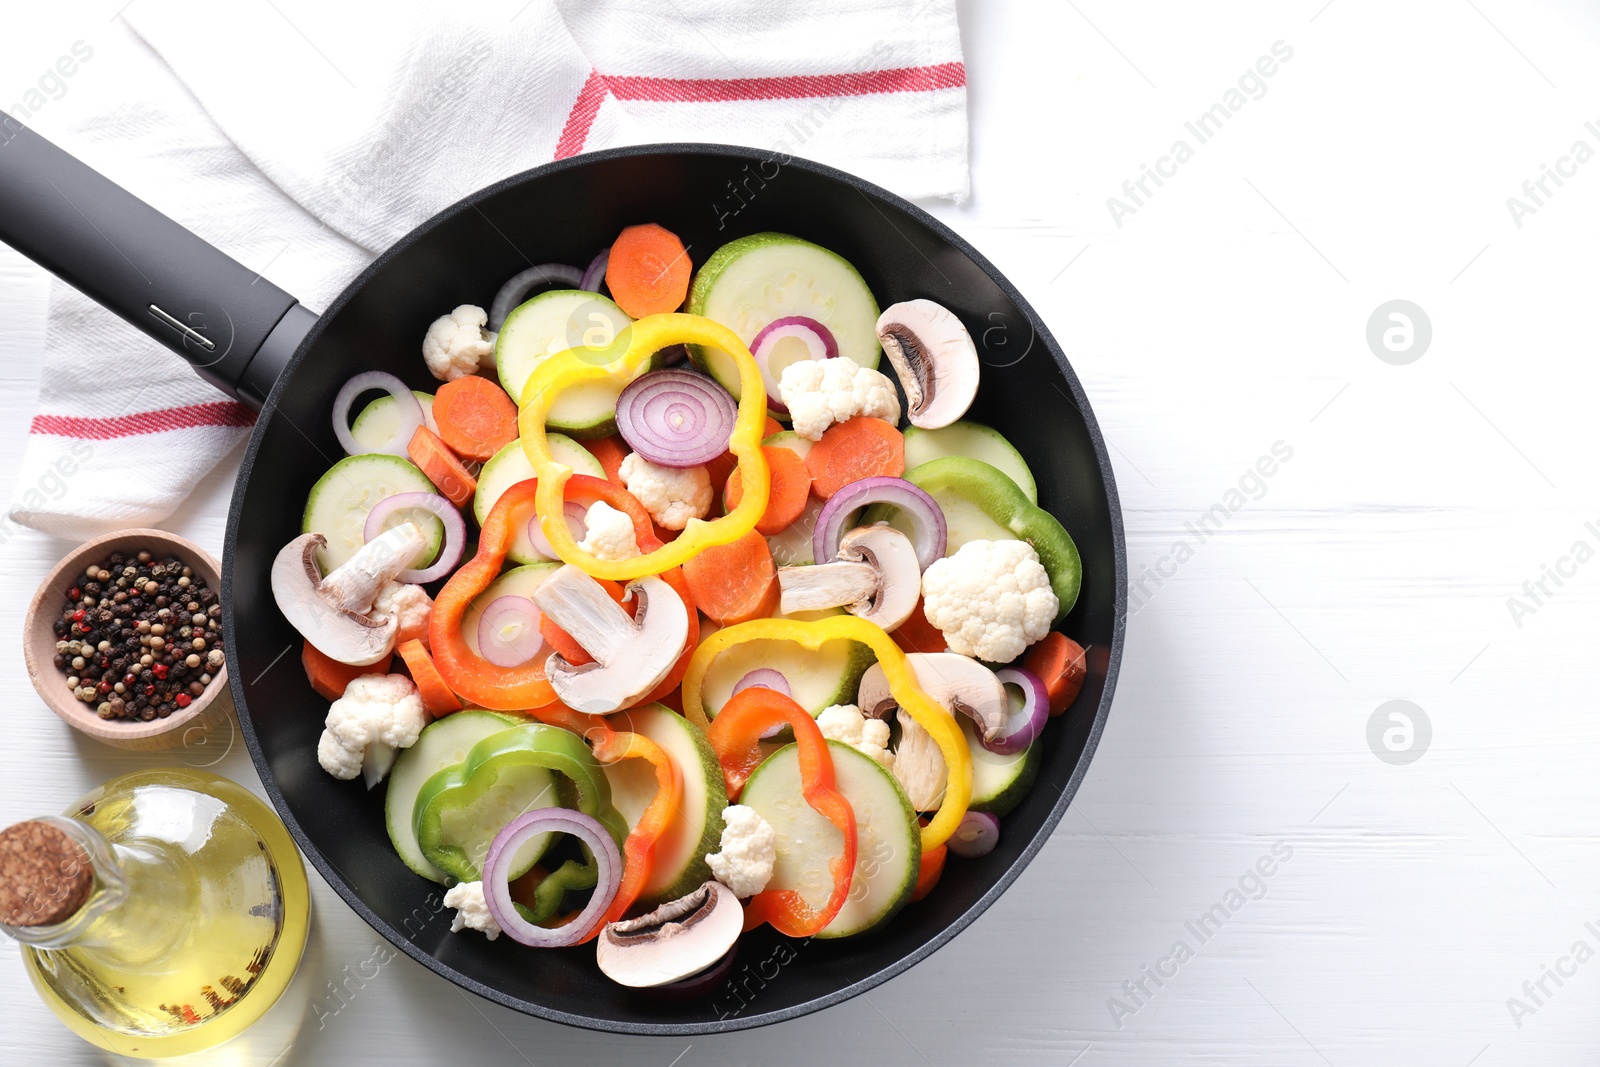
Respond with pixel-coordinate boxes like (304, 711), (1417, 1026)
(8, 768), (310, 1059)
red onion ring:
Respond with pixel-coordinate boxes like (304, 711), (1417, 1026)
(813, 477), (946, 571)
(527, 501), (589, 560)
(362, 492), (464, 583)
(333, 372), (423, 458)
(579, 248), (610, 293)
(615, 370), (738, 468)
(986, 668), (1048, 755)
(750, 316), (838, 414)
(947, 811), (1000, 858)
(483, 809), (621, 947)
(488, 263), (584, 331)
(477, 595), (545, 667)
(732, 668), (791, 698)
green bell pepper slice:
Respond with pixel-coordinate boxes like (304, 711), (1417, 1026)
(413, 722), (628, 883)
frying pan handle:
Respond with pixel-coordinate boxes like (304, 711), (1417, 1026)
(0, 111), (316, 411)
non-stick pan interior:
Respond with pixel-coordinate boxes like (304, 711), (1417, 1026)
(224, 146), (1124, 1034)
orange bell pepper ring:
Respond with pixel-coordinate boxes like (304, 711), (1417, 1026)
(517, 313), (769, 580)
(705, 686), (857, 937)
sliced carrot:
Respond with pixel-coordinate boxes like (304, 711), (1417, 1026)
(805, 416), (904, 500)
(581, 435), (631, 485)
(301, 641), (391, 702)
(910, 842), (947, 903)
(681, 529), (779, 625)
(763, 416), (783, 438)
(432, 376), (518, 461)
(1025, 632), (1088, 717)
(892, 599), (947, 655)
(725, 445), (811, 536)
(408, 425), (477, 507)
(397, 638), (461, 715)
(605, 223), (692, 318)
(540, 578), (624, 667)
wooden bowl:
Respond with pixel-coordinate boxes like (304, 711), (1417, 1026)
(24, 529), (231, 750)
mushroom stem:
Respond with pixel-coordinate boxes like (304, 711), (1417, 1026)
(777, 561), (879, 615)
(534, 566), (689, 715)
(320, 523), (428, 614)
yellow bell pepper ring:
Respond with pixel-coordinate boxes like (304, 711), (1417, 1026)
(680, 615), (972, 851)
(517, 313), (770, 580)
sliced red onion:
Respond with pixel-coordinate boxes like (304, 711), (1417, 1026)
(615, 370), (738, 468)
(814, 477), (946, 571)
(477, 595), (544, 667)
(483, 809), (621, 947)
(488, 263), (584, 331)
(750, 316), (838, 414)
(362, 492), (464, 583)
(986, 668), (1048, 755)
(642, 945), (739, 1002)
(334, 372), (423, 458)
(947, 811), (1000, 858)
(579, 248), (610, 293)
(732, 668), (791, 698)
(527, 501), (589, 559)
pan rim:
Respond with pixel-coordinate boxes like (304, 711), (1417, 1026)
(222, 142), (1127, 1036)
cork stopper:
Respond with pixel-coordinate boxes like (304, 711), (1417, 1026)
(0, 820), (93, 927)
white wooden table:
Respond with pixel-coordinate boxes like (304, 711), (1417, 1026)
(5, 1), (1600, 1063)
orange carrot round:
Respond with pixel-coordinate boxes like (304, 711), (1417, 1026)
(432, 375), (518, 461)
(396, 638), (461, 715)
(681, 529), (779, 625)
(407, 425), (477, 507)
(1024, 632), (1088, 716)
(726, 445), (811, 536)
(910, 842), (947, 903)
(805, 416), (905, 500)
(605, 223), (692, 318)
(580, 435), (631, 485)
(891, 599), (947, 654)
(301, 641), (391, 701)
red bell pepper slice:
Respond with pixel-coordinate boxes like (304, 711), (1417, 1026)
(705, 687), (857, 937)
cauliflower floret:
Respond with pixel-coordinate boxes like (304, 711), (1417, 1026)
(576, 501), (640, 561)
(443, 881), (502, 941)
(705, 804), (777, 898)
(316, 674), (428, 780)
(371, 580), (433, 649)
(920, 539), (1057, 664)
(815, 703), (894, 770)
(422, 304), (493, 382)
(619, 452), (711, 530)
(779, 359), (901, 441)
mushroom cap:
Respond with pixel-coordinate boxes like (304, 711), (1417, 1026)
(857, 651), (1009, 741)
(596, 881), (743, 988)
(271, 533), (397, 666)
(535, 567), (689, 715)
(876, 299), (981, 430)
(837, 525), (920, 631)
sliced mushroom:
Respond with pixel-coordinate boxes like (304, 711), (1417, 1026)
(596, 880), (743, 988)
(860, 653), (1007, 813)
(857, 652), (1009, 741)
(876, 299), (981, 430)
(533, 565), (689, 715)
(777, 525), (920, 629)
(271, 524), (426, 666)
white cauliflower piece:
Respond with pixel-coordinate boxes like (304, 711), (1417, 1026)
(422, 304), (493, 382)
(619, 452), (711, 530)
(779, 359), (902, 441)
(705, 804), (777, 898)
(576, 501), (640, 561)
(920, 539), (1057, 664)
(443, 881), (502, 941)
(371, 580), (433, 649)
(815, 703), (894, 770)
(316, 674), (428, 781)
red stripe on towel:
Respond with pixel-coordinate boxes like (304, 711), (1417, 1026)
(31, 401), (256, 440)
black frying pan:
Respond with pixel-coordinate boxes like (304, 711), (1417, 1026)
(0, 112), (1125, 1035)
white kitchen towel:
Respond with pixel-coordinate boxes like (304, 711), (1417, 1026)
(10, 0), (969, 540)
